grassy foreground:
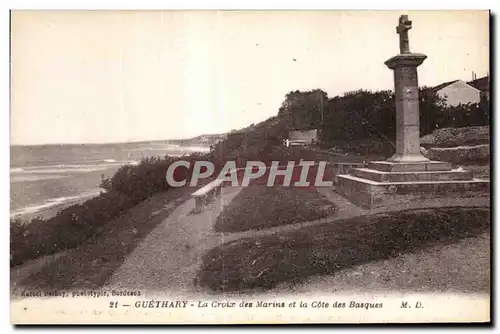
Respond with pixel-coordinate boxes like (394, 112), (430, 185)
(198, 206), (490, 292)
(214, 186), (337, 233)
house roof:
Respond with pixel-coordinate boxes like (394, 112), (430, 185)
(467, 76), (490, 92)
(432, 79), (482, 94)
(431, 80), (459, 92)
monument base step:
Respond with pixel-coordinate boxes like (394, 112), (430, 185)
(351, 167), (473, 183)
(368, 160), (452, 172)
(336, 174), (490, 209)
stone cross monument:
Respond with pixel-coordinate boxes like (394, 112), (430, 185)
(335, 14), (489, 209)
(396, 15), (412, 54)
(384, 14), (429, 162)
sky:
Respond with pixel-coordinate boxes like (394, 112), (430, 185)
(10, 10), (489, 145)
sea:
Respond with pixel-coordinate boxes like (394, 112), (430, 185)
(10, 141), (210, 220)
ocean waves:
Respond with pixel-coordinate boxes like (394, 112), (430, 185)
(10, 160), (140, 176)
(10, 190), (102, 218)
(10, 174), (70, 183)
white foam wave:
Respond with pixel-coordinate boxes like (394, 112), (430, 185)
(181, 146), (211, 152)
(127, 148), (181, 152)
(22, 167), (109, 174)
(10, 160), (139, 174)
(10, 190), (101, 218)
(126, 145), (209, 153)
(10, 174), (69, 183)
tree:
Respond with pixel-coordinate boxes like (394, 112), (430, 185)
(419, 87), (447, 135)
(278, 89), (328, 131)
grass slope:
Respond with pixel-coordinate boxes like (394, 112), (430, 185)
(214, 186), (337, 233)
(199, 206), (490, 292)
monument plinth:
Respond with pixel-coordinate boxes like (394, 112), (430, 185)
(336, 15), (489, 208)
(385, 53), (428, 163)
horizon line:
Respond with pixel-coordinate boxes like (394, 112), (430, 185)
(9, 134), (225, 147)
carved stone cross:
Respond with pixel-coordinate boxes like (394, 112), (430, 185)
(396, 15), (412, 54)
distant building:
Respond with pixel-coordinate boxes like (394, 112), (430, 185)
(288, 129), (318, 146)
(467, 75), (490, 102)
(433, 79), (481, 107)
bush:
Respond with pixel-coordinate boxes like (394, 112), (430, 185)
(10, 191), (135, 266)
(100, 156), (173, 202)
(11, 217), (58, 266)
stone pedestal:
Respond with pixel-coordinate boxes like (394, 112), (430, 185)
(385, 53), (428, 162)
(336, 161), (490, 209)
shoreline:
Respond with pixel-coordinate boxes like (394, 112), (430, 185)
(10, 192), (102, 222)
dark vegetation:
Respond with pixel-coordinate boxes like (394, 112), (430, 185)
(211, 88), (489, 159)
(214, 186), (337, 233)
(198, 207), (490, 292)
(16, 186), (195, 291)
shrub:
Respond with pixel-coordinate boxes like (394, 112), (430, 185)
(100, 156), (173, 202)
(10, 190), (135, 266)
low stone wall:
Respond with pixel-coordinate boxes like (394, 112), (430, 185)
(421, 144), (490, 164)
(420, 126), (490, 148)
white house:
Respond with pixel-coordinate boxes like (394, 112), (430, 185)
(433, 79), (482, 107)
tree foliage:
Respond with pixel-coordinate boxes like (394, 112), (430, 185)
(277, 87), (489, 147)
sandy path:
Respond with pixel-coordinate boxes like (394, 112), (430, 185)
(105, 186), (244, 294)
